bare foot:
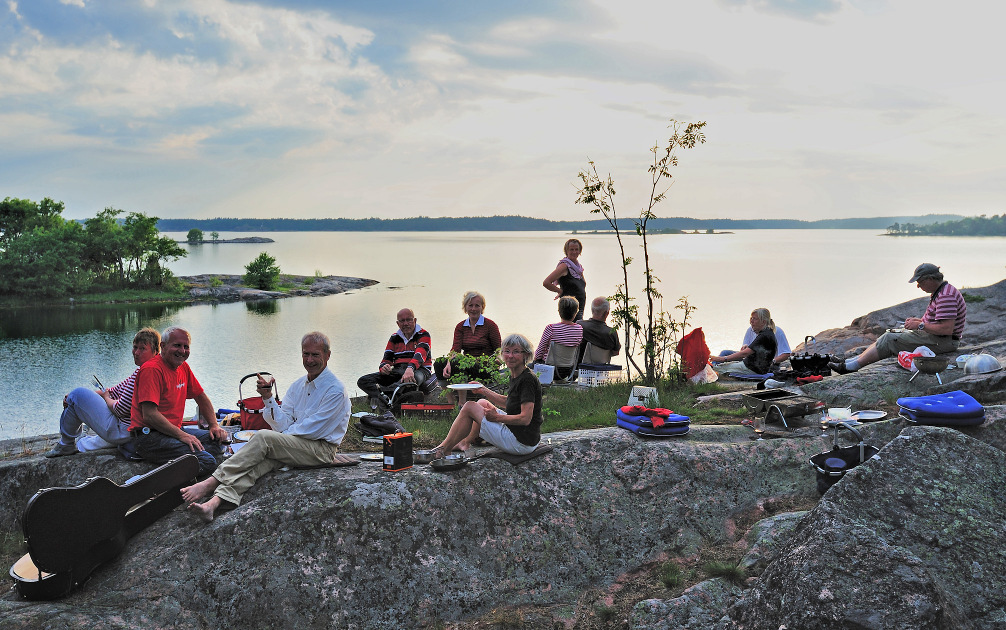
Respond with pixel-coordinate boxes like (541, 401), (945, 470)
(187, 497), (220, 523)
(180, 477), (219, 505)
(454, 441), (470, 453)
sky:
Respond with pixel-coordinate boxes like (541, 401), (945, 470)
(2, 0), (1005, 221)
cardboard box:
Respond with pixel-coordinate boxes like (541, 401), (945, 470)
(383, 432), (413, 472)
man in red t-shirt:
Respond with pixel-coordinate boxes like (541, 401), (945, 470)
(129, 326), (227, 476)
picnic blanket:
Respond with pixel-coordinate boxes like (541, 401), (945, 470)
(481, 444), (553, 465)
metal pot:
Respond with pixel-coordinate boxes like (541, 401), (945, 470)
(964, 354), (1003, 375)
(413, 450), (437, 464)
(913, 356), (949, 374)
(430, 451), (488, 472)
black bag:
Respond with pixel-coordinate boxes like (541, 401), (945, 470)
(356, 412), (405, 437)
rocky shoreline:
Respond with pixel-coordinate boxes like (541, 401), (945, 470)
(181, 273), (378, 303)
(1, 279), (1004, 629)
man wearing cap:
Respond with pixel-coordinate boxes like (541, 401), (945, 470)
(829, 263), (966, 374)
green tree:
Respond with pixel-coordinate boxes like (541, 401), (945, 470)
(210, 231), (220, 242)
(0, 221), (89, 296)
(576, 119), (707, 384)
(244, 252), (281, 290)
(187, 228), (204, 244)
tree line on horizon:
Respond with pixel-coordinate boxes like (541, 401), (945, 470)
(155, 213), (966, 233)
(886, 214), (1006, 236)
(0, 197), (186, 297)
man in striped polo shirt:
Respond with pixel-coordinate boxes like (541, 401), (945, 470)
(357, 308), (436, 411)
(830, 263), (966, 374)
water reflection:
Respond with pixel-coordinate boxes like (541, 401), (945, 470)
(0, 303), (184, 339)
(246, 300), (280, 316)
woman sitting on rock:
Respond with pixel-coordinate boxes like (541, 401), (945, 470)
(431, 333), (542, 456)
(533, 296), (583, 379)
(709, 308), (779, 375)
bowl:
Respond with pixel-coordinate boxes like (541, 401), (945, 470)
(413, 450), (437, 464)
(964, 354), (1003, 375)
(828, 408), (852, 421)
(913, 356), (949, 374)
(956, 354), (973, 369)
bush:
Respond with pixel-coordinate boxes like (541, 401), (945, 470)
(244, 252), (281, 290)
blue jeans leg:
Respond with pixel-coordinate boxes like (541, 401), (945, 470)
(134, 427), (223, 477)
(59, 387), (130, 447)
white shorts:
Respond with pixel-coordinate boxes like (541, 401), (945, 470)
(479, 408), (538, 455)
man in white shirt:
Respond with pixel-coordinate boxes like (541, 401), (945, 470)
(181, 331), (350, 522)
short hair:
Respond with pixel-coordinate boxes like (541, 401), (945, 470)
(923, 271), (945, 282)
(161, 326), (191, 344)
(301, 331), (331, 353)
(461, 291), (486, 312)
(558, 296), (579, 321)
(502, 333), (533, 361)
(563, 238), (583, 256)
(591, 297), (610, 318)
(134, 327), (161, 354)
(751, 308), (776, 333)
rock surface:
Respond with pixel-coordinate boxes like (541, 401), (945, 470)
(182, 274), (377, 303)
(0, 425), (893, 629)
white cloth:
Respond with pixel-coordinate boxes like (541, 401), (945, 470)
(261, 368), (350, 445)
(742, 325), (791, 355)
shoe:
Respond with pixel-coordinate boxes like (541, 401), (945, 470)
(829, 361), (855, 375)
(44, 442), (79, 458)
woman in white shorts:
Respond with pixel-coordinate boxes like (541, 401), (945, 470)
(431, 333), (542, 456)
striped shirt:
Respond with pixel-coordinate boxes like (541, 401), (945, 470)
(108, 368), (140, 420)
(923, 282), (967, 338)
(380, 325), (433, 371)
(534, 322), (584, 363)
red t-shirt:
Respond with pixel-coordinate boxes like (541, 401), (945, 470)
(129, 355), (204, 430)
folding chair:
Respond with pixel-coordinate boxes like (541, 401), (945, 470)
(581, 342), (614, 366)
(544, 342), (580, 385)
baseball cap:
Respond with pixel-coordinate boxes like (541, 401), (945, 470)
(909, 263), (940, 283)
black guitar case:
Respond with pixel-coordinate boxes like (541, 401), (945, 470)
(9, 454), (199, 600)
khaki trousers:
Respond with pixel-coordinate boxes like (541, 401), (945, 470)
(212, 430), (339, 506)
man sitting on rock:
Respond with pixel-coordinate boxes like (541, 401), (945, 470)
(129, 326), (227, 477)
(830, 263), (966, 374)
(357, 308), (437, 411)
(577, 296), (621, 363)
(181, 331), (351, 523)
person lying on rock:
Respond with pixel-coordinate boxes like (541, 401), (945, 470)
(128, 326), (226, 477)
(709, 308), (779, 375)
(45, 328), (161, 459)
(181, 331), (351, 523)
(830, 263), (966, 374)
(430, 333), (542, 457)
(356, 307), (437, 412)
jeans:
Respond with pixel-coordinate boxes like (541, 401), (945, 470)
(134, 427), (223, 477)
(59, 387), (132, 448)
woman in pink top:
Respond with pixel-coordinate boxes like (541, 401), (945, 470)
(534, 296), (583, 378)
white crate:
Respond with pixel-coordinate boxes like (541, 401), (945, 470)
(578, 366), (623, 388)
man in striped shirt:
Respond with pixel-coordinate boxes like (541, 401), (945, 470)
(357, 308), (436, 411)
(830, 263), (966, 374)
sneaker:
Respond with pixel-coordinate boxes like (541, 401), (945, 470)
(828, 361), (855, 375)
(43, 442), (79, 458)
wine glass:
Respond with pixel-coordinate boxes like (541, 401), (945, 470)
(753, 413), (766, 441)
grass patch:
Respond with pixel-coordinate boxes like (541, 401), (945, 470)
(962, 292), (986, 303)
(703, 560), (747, 585)
(658, 561), (686, 589)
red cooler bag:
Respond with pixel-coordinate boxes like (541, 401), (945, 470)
(237, 372), (279, 430)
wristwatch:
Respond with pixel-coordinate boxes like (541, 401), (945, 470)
(918, 322), (925, 331)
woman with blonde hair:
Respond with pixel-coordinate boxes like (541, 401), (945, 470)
(709, 308), (779, 375)
(437, 291), (501, 403)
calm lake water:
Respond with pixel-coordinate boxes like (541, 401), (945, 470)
(2, 229), (1004, 441)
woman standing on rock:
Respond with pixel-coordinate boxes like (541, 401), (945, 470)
(543, 238), (586, 321)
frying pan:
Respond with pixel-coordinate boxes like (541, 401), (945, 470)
(430, 451), (489, 472)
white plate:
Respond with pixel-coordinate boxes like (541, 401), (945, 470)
(447, 383), (482, 390)
(852, 410), (887, 421)
(233, 430), (258, 442)
(360, 453), (383, 461)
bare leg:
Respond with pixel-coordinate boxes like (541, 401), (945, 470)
(856, 344), (880, 368)
(181, 476), (220, 505)
(187, 496), (223, 523)
(455, 420), (482, 453)
(436, 401), (486, 454)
